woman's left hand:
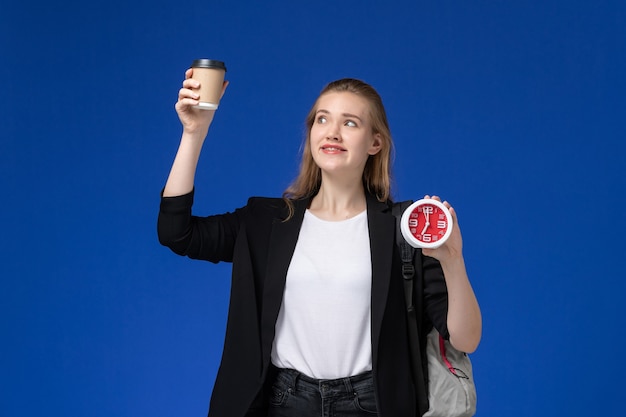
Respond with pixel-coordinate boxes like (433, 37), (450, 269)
(421, 195), (463, 264)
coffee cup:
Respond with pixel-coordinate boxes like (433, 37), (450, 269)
(190, 59), (227, 110)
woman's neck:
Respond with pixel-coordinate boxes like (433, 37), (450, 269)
(308, 179), (367, 221)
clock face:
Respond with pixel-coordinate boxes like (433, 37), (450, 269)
(400, 199), (453, 249)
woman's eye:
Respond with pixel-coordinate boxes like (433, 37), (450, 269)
(317, 116), (327, 124)
(345, 120), (357, 127)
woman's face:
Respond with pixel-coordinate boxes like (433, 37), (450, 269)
(309, 91), (382, 178)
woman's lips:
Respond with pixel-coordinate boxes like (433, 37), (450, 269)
(321, 145), (346, 153)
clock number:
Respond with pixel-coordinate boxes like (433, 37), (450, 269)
(422, 206), (434, 215)
(437, 220), (447, 229)
(422, 234), (432, 242)
(409, 219), (418, 228)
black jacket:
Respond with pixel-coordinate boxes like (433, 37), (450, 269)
(158, 190), (448, 417)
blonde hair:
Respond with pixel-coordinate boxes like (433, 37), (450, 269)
(282, 78), (394, 218)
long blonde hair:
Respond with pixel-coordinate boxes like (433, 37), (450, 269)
(282, 78), (394, 218)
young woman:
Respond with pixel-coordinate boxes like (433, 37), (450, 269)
(158, 69), (481, 417)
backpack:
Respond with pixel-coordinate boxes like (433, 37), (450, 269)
(392, 201), (477, 417)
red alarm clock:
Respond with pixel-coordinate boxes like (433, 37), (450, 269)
(400, 198), (453, 249)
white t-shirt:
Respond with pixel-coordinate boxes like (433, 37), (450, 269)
(270, 209), (373, 379)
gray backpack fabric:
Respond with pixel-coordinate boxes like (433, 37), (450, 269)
(393, 201), (477, 417)
(423, 328), (476, 417)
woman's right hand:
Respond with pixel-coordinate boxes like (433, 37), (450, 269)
(175, 68), (229, 136)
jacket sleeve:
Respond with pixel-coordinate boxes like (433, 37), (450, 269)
(421, 253), (449, 339)
(157, 189), (246, 263)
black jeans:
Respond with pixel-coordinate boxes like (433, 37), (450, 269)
(268, 367), (378, 417)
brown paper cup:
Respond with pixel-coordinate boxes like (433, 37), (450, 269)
(190, 59), (227, 110)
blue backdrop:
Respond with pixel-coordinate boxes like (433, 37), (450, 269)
(2, 1), (625, 416)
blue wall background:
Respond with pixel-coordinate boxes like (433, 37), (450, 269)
(2, 1), (625, 416)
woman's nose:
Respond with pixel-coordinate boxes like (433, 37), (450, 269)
(326, 123), (341, 141)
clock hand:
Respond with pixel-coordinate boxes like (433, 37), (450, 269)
(421, 221), (430, 235)
(421, 208), (430, 235)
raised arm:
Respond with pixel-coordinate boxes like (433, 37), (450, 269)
(163, 68), (229, 197)
(422, 195), (482, 354)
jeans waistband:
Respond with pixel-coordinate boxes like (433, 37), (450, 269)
(271, 366), (374, 397)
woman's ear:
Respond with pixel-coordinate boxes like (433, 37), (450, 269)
(368, 133), (383, 155)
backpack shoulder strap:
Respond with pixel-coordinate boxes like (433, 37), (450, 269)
(392, 201), (417, 310)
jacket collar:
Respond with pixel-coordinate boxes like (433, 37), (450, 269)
(260, 198), (308, 363)
(365, 193), (395, 362)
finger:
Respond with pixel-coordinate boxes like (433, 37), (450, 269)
(431, 195), (441, 202)
(446, 206), (460, 229)
(424, 194), (430, 200)
(439, 200), (456, 219)
(185, 68), (193, 79)
(176, 97), (201, 110)
(182, 78), (200, 90)
(178, 87), (200, 101)
(449, 206), (457, 221)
